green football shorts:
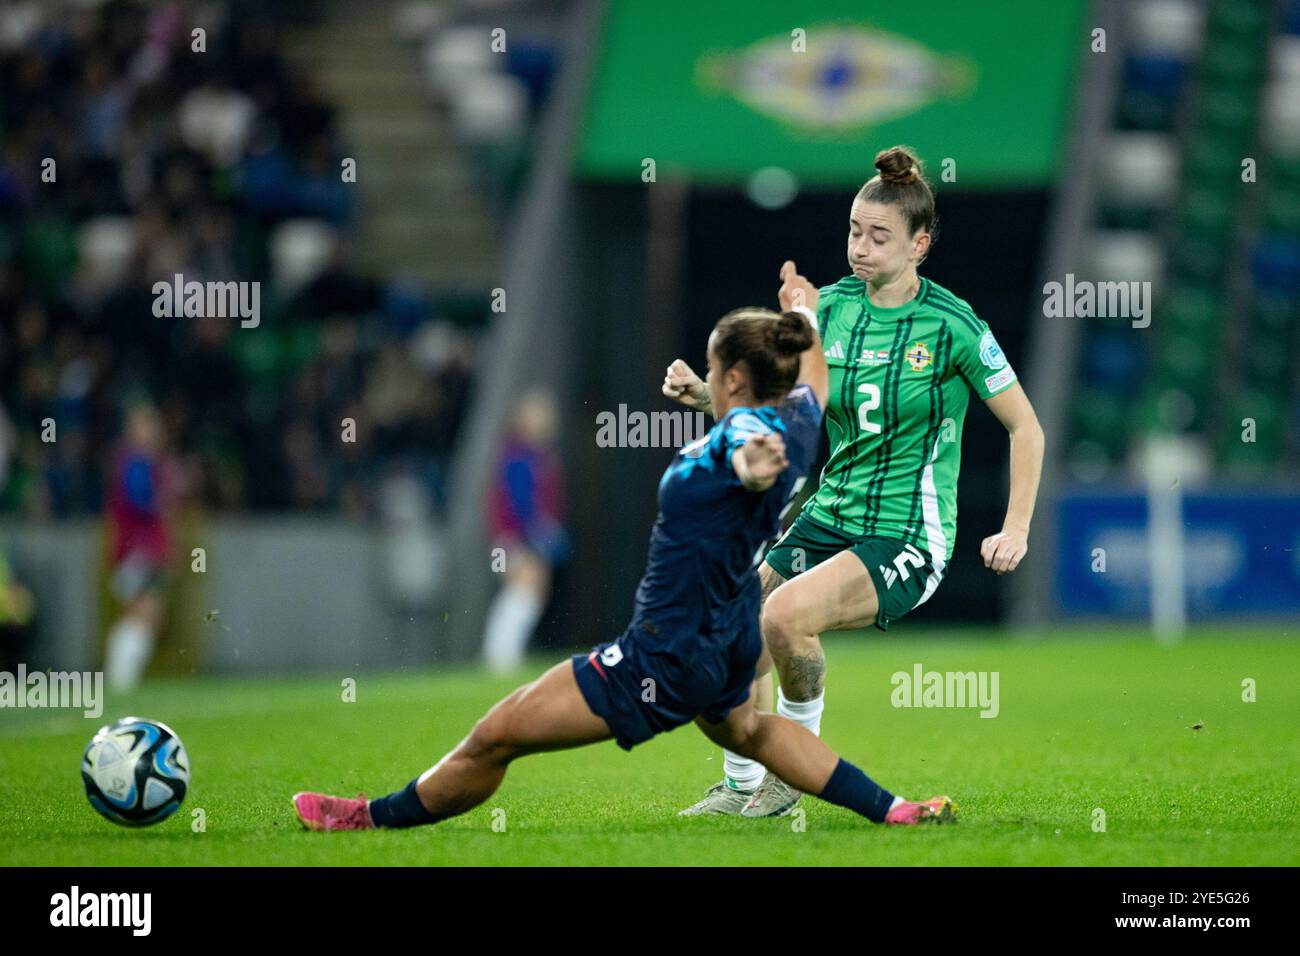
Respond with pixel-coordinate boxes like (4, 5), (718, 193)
(763, 512), (943, 631)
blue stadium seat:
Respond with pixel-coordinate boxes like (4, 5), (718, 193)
(1252, 236), (1300, 292)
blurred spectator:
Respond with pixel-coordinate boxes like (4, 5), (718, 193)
(481, 389), (568, 672)
(103, 402), (184, 692)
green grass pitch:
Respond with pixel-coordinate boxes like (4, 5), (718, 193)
(2, 627), (1296, 866)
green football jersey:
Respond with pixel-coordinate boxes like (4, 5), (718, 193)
(805, 275), (1018, 563)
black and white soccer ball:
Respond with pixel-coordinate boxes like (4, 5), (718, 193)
(81, 717), (190, 826)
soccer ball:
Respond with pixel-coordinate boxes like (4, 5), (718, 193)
(81, 717), (190, 827)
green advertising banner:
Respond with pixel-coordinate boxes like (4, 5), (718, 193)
(578, 0), (1087, 187)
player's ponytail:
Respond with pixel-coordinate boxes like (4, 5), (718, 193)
(859, 145), (938, 253)
(712, 307), (810, 404)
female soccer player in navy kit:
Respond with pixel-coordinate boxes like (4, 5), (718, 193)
(293, 276), (954, 832)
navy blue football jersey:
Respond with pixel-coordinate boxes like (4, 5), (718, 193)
(629, 384), (823, 654)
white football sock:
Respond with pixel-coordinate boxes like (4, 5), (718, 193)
(482, 584), (544, 673)
(723, 750), (766, 791)
(777, 687), (824, 736)
(105, 618), (155, 693)
(720, 689), (826, 789)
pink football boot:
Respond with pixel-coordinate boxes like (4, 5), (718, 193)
(292, 792), (375, 831)
(885, 795), (958, 825)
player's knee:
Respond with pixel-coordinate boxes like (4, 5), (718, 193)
(464, 721), (516, 765)
(463, 704), (523, 765)
(761, 587), (810, 660)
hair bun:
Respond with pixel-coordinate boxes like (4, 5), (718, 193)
(772, 311), (814, 356)
(875, 146), (923, 185)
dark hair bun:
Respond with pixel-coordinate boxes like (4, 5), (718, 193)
(772, 311), (814, 356)
(875, 145), (923, 185)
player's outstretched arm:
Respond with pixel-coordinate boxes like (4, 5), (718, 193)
(980, 383), (1043, 575)
(732, 433), (788, 492)
(777, 260), (829, 410)
(662, 359), (714, 418)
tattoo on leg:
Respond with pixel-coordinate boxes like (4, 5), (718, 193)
(783, 651), (825, 701)
(759, 568), (786, 608)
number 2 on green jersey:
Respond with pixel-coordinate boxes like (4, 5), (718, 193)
(857, 383), (881, 435)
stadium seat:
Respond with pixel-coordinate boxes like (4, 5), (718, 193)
(1252, 236), (1300, 292)
(1176, 185), (1237, 240)
(1127, 0), (1204, 56)
(1208, 0), (1270, 38)
(1183, 136), (1244, 180)
(391, 1), (451, 42)
(1071, 387), (1129, 458)
(1262, 82), (1300, 155)
(1287, 0), (1300, 36)
(1262, 186), (1300, 234)
(1154, 331), (1215, 395)
(1252, 289), (1298, 335)
(1088, 230), (1165, 292)
(423, 26), (499, 98)
(1080, 331), (1147, 394)
(450, 71), (529, 145)
(1103, 133), (1180, 208)
(1162, 284), (1219, 336)
(1202, 38), (1266, 85)
(1166, 236), (1224, 285)
(1272, 36), (1300, 84)
(1200, 87), (1259, 139)
(1218, 390), (1285, 469)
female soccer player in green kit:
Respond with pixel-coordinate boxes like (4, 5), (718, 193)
(666, 146), (1045, 816)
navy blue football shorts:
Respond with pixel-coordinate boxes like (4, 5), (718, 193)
(571, 621), (762, 751)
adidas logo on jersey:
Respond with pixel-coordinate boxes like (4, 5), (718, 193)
(825, 340), (891, 365)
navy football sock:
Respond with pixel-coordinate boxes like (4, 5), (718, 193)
(816, 758), (896, 823)
(367, 778), (436, 828)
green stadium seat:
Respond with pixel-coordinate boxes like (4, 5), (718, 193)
(1071, 387), (1129, 457)
(1252, 290), (1298, 335)
(1201, 40), (1267, 86)
(1184, 137), (1245, 180)
(1207, 0), (1271, 38)
(1155, 332), (1217, 396)
(1271, 157), (1300, 192)
(1167, 237), (1228, 284)
(1239, 337), (1292, 384)
(1177, 186), (1237, 238)
(1263, 188), (1300, 234)
(1162, 285), (1219, 336)
(1218, 390), (1285, 468)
